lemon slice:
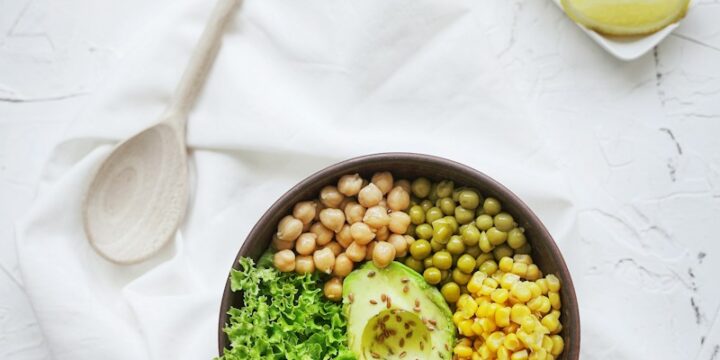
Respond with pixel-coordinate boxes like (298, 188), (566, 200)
(561, 0), (690, 36)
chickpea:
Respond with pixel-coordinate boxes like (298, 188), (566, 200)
(273, 249), (296, 272)
(319, 208), (345, 232)
(358, 183), (383, 207)
(320, 185), (345, 208)
(388, 211), (411, 234)
(337, 173), (363, 196)
(345, 241), (367, 262)
(372, 241), (396, 268)
(336, 224), (354, 248)
(404, 235), (416, 247)
(371, 171), (394, 195)
(314, 247), (336, 274)
(350, 222), (376, 245)
(292, 201), (317, 225)
(395, 179), (411, 193)
(363, 206), (390, 228)
(310, 222), (333, 246)
(333, 253), (354, 277)
(366, 241), (377, 260)
(295, 255), (315, 274)
(338, 197), (352, 211)
(324, 277), (343, 302)
(375, 225), (390, 241)
(344, 201), (366, 224)
(314, 202), (325, 221)
(388, 234), (408, 257)
(295, 233), (317, 255)
(323, 241), (343, 256)
(272, 235), (294, 251)
(277, 215), (303, 242)
(387, 186), (410, 211)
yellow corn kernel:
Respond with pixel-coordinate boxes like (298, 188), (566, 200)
(472, 352), (483, 360)
(459, 319), (475, 337)
(503, 333), (522, 351)
(497, 346), (510, 360)
(476, 301), (494, 318)
(461, 298), (479, 319)
(511, 262), (528, 277)
(518, 330), (543, 351)
(478, 344), (492, 359)
(528, 349), (547, 360)
(471, 319), (485, 337)
(511, 304), (531, 324)
(542, 335), (554, 352)
(525, 264), (541, 280)
(511, 282), (533, 303)
(454, 311), (465, 325)
(528, 282), (542, 298)
(489, 303), (500, 317)
(528, 296), (551, 313)
(513, 254), (533, 264)
(546, 355), (555, 360)
(495, 306), (512, 327)
(546, 274), (561, 292)
(535, 279), (549, 294)
(501, 273), (521, 290)
(548, 291), (561, 310)
(478, 317), (497, 333)
(520, 315), (538, 333)
(491, 288), (510, 304)
(455, 344), (474, 358)
(486, 331), (505, 352)
(551, 323), (563, 335)
(492, 270), (505, 282)
(474, 337), (484, 350)
(459, 337), (473, 346)
(550, 335), (564, 356)
(541, 313), (560, 333)
(510, 349), (529, 360)
(468, 273), (487, 293)
(499, 257), (514, 272)
(504, 323), (520, 335)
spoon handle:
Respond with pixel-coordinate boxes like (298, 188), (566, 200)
(164, 0), (240, 130)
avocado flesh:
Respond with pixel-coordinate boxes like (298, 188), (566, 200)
(343, 262), (455, 360)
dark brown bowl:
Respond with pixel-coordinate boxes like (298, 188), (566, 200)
(217, 152), (580, 359)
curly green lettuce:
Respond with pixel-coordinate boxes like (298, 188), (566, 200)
(217, 254), (356, 360)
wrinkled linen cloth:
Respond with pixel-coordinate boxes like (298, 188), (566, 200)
(16, 0), (575, 359)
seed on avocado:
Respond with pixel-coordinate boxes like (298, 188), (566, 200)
(381, 294), (387, 302)
(371, 352), (380, 359)
(399, 338), (405, 347)
(387, 297), (392, 308)
(403, 285), (409, 293)
(415, 299), (420, 307)
(348, 293), (354, 303)
(370, 299), (377, 305)
(406, 331), (413, 338)
(420, 341), (425, 350)
(401, 277), (409, 283)
(400, 351), (407, 358)
(428, 319), (437, 326)
(368, 271), (376, 278)
(396, 315), (402, 322)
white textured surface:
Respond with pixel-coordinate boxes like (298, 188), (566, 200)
(1, 1), (719, 359)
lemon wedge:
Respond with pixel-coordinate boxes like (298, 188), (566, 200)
(561, 0), (690, 36)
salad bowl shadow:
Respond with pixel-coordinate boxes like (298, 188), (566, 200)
(218, 152), (580, 359)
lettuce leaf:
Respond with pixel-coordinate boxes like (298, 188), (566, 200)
(217, 255), (355, 360)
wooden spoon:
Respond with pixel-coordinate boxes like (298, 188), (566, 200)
(83, 0), (240, 264)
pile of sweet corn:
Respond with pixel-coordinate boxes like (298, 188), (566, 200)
(452, 254), (564, 360)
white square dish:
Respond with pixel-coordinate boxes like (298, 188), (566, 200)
(552, 0), (694, 61)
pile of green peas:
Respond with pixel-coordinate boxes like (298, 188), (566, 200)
(397, 178), (533, 304)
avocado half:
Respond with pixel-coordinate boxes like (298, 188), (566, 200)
(342, 262), (455, 360)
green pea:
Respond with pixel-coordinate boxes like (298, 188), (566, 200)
(461, 223), (481, 246)
(458, 190), (480, 210)
(507, 228), (527, 249)
(423, 267), (442, 285)
(406, 223), (416, 237)
(476, 253), (494, 265)
(409, 196), (421, 207)
(479, 260), (498, 275)
(409, 239), (432, 259)
(451, 187), (465, 202)
(436, 180), (454, 198)
(443, 216), (459, 234)
(432, 251), (453, 270)
(493, 244), (513, 261)
(456, 254), (477, 274)
(487, 227), (508, 245)
(452, 268), (472, 285)
(420, 200), (434, 212)
(404, 257), (424, 273)
(441, 282), (461, 303)
(411, 177), (432, 198)
(428, 183), (439, 202)
(408, 205), (426, 225)
(440, 270), (451, 282)
(446, 235), (466, 255)
(438, 197), (456, 216)
(426, 207), (444, 224)
(424, 257), (435, 268)
(415, 224), (433, 240)
(430, 239), (445, 252)
(483, 197), (502, 216)
(478, 231), (494, 253)
(454, 206), (475, 225)
(494, 212), (515, 232)
(431, 221), (453, 244)
(475, 214), (494, 231)
(515, 242), (532, 255)
(465, 245), (481, 258)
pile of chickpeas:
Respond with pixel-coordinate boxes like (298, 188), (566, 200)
(272, 172), (414, 302)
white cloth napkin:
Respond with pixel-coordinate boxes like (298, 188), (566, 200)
(16, 0), (576, 359)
